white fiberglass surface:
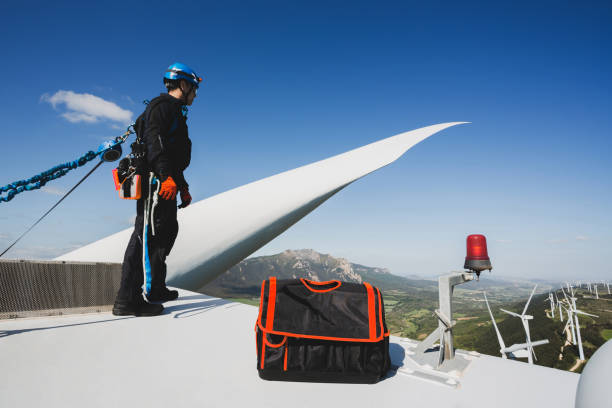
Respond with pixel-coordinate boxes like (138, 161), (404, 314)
(0, 289), (578, 408)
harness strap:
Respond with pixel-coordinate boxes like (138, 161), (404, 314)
(150, 177), (161, 237)
(141, 172), (155, 299)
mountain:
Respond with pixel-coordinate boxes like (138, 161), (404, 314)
(198, 249), (611, 372)
(199, 249), (436, 297)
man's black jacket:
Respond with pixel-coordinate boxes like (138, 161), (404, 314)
(143, 93), (191, 190)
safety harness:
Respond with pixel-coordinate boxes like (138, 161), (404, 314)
(0, 98), (187, 258)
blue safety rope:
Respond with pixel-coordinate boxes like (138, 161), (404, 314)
(0, 126), (135, 257)
(0, 151), (97, 202)
(0, 127), (133, 203)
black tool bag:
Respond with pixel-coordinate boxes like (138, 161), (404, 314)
(256, 277), (391, 384)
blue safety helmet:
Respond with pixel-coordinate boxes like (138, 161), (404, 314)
(164, 62), (202, 87)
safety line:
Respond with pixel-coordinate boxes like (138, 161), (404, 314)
(0, 160), (104, 258)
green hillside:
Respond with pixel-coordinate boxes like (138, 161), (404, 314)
(199, 249), (611, 372)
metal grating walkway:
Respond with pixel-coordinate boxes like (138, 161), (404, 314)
(0, 260), (121, 319)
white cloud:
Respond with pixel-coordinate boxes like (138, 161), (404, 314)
(62, 112), (98, 123)
(575, 235), (589, 241)
(41, 186), (65, 196)
(41, 90), (133, 125)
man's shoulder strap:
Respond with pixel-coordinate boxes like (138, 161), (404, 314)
(135, 96), (183, 141)
(144, 96), (169, 117)
(134, 97), (168, 140)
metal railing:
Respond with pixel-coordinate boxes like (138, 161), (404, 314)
(0, 260), (121, 319)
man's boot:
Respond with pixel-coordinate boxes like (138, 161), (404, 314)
(112, 296), (164, 316)
(145, 287), (179, 303)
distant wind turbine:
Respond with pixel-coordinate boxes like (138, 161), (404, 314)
(547, 293), (555, 319)
(560, 300), (576, 345)
(561, 289), (577, 344)
(483, 292), (548, 361)
(555, 292), (563, 321)
(562, 286), (598, 361)
(499, 285), (549, 364)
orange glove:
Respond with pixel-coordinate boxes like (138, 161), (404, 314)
(178, 187), (192, 209)
(159, 177), (177, 200)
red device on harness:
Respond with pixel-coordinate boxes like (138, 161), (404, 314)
(112, 168), (141, 200)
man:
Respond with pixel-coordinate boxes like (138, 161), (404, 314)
(113, 62), (201, 316)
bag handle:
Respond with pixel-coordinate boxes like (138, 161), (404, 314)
(300, 278), (342, 293)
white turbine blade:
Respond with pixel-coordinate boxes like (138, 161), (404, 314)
(523, 319), (533, 364)
(54, 122), (466, 290)
(505, 343), (530, 353)
(525, 339), (549, 362)
(561, 287), (570, 304)
(484, 292), (507, 352)
(512, 349), (530, 359)
(500, 308), (522, 318)
(563, 319), (570, 333)
(523, 319), (532, 344)
(576, 310), (598, 318)
(522, 285), (538, 316)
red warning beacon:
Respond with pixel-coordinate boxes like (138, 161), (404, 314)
(464, 234), (492, 276)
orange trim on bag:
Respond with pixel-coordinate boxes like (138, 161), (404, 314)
(258, 278), (271, 370)
(256, 280), (266, 332)
(300, 278), (342, 293)
(263, 334), (287, 348)
(260, 332), (287, 370)
(256, 320), (384, 343)
(283, 346), (288, 371)
(374, 287), (390, 337)
(266, 277), (277, 331)
(376, 287), (384, 338)
(364, 282), (376, 340)
(255, 278), (386, 343)
(260, 332), (266, 369)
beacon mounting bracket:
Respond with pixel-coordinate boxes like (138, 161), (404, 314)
(399, 271), (480, 388)
(396, 235), (492, 388)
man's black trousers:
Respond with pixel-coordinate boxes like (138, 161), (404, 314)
(116, 177), (178, 303)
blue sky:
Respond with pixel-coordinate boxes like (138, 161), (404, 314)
(0, 1), (610, 281)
